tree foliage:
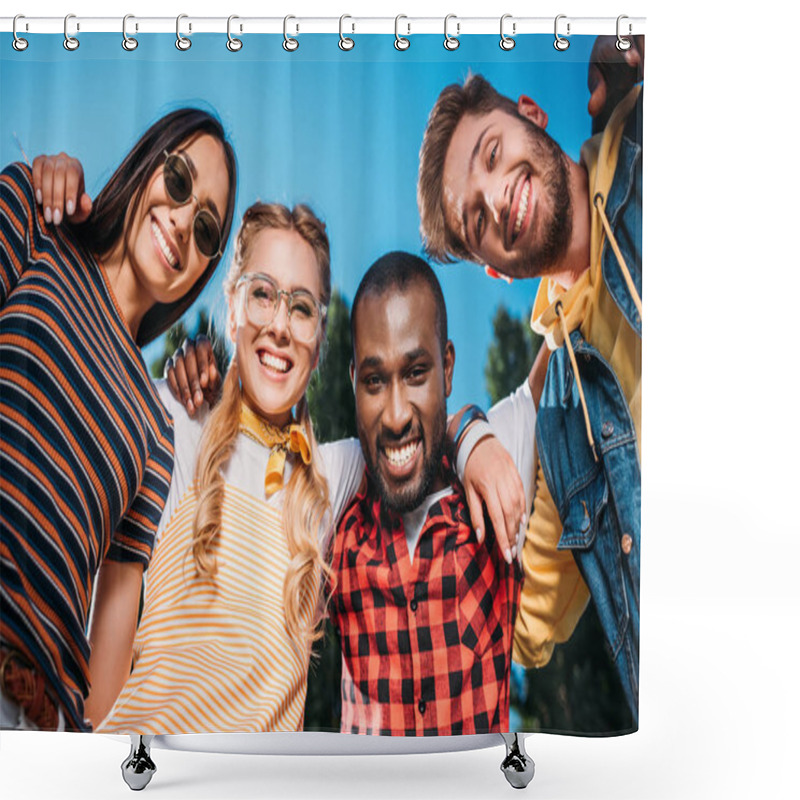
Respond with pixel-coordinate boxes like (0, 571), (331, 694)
(304, 289), (356, 730)
(485, 304), (544, 405)
(149, 308), (230, 382)
(306, 290), (357, 443)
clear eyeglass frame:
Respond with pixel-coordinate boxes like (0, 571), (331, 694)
(235, 272), (327, 343)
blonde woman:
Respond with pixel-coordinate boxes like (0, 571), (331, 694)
(84, 202), (364, 734)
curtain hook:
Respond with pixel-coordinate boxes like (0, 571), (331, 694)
(227, 15), (242, 51)
(444, 14), (460, 51)
(394, 15), (410, 50)
(122, 14), (138, 51)
(616, 15), (632, 51)
(12, 15), (29, 51)
(64, 13), (79, 51)
(339, 15), (354, 51)
(283, 15), (299, 52)
(499, 14), (515, 51)
(554, 14), (570, 51)
(176, 14), (191, 51)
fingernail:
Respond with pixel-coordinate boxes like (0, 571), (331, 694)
(66, 199), (75, 216)
(505, 548), (512, 564)
(195, 390), (203, 405)
(44, 207), (52, 223)
(476, 527), (483, 543)
(53, 209), (62, 226)
(200, 372), (208, 387)
(36, 189), (43, 204)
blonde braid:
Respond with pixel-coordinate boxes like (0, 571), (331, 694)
(191, 360), (242, 577)
(281, 394), (333, 644)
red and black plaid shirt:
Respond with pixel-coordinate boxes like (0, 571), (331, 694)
(330, 468), (522, 736)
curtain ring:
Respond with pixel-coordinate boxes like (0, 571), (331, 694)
(12, 15), (29, 51)
(122, 14), (138, 51)
(394, 15), (410, 51)
(499, 14), (515, 51)
(554, 14), (570, 51)
(339, 15), (354, 51)
(64, 14), (79, 51)
(444, 14), (460, 51)
(283, 15), (299, 52)
(616, 15), (632, 51)
(176, 14), (191, 51)
(227, 15), (242, 51)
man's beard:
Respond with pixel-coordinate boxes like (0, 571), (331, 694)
(514, 124), (573, 278)
(360, 409), (447, 515)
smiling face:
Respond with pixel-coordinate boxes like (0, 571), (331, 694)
(232, 227), (323, 428)
(125, 133), (230, 308)
(441, 107), (572, 280)
(351, 282), (454, 514)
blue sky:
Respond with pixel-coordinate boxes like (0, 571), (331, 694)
(2, 32), (595, 410)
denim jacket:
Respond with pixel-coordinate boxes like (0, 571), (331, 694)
(535, 89), (643, 722)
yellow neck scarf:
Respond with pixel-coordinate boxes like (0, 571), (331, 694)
(239, 403), (311, 497)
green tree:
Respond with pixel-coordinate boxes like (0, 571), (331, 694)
(485, 304), (633, 733)
(149, 308), (230, 382)
(485, 304), (543, 405)
(304, 289), (356, 731)
(306, 289), (357, 443)
(149, 321), (188, 381)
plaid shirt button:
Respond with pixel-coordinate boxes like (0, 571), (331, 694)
(418, 699), (426, 714)
(410, 599), (418, 612)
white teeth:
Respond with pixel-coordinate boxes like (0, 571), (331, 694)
(152, 220), (177, 268)
(385, 441), (419, 467)
(259, 352), (290, 373)
(513, 181), (530, 236)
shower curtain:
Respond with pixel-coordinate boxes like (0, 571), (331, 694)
(0, 24), (642, 739)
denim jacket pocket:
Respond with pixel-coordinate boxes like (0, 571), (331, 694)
(556, 470), (609, 551)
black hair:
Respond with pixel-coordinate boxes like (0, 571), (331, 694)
(73, 107), (238, 347)
(350, 251), (448, 359)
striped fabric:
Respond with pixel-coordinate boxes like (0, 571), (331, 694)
(100, 481), (315, 734)
(0, 163), (174, 731)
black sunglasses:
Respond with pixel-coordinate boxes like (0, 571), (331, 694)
(162, 150), (223, 258)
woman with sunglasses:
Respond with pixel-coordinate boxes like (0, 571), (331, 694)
(0, 109), (237, 732)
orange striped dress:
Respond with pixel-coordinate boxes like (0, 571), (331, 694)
(98, 386), (363, 734)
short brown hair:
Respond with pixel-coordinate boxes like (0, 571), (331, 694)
(417, 74), (517, 263)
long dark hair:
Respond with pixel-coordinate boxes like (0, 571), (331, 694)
(73, 108), (238, 347)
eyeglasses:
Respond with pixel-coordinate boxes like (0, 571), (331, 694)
(162, 150), (224, 258)
(235, 273), (327, 343)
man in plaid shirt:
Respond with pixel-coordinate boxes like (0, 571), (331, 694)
(330, 252), (537, 735)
